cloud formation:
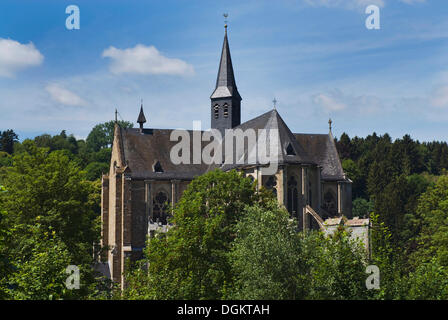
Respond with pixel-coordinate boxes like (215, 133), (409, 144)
(303, 0), (425, 10)
(45, 84), (87, 107)
(303, 0), (384, 9)
(102, 44), (194, 76)
(0, 38), (43, 77)
(431, 86), (448, 108)
(313, 92), (347, 112)
(312, 89), (384, 115)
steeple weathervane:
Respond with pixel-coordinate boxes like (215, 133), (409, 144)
(223, 13), (228, 30)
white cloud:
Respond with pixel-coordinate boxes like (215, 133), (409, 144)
(431, 86), (448, 108)
(45, 84), (87, 107)
(0, 38), (43, 77)
(303, 0), (384, 10)
(312, 89), (385, 115)
(102, 44), (194, 76)
(303, 0), (425, 10)
(313, 92), (347, 112)
(399, 0), (425, 4)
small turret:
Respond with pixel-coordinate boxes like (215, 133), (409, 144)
(137, 102), (146, 132)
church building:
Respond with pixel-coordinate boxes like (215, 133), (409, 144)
(100, 26), (353, 287)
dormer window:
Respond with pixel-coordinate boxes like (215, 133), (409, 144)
(286, 143), (296, 156)
(223, 104), (229, 118)
(214, 105), (219, 119)
(153, 161), (163, 173)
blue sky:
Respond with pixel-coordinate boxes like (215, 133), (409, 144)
(1, 0), (448, 141)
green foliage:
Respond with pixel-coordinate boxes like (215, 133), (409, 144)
(411, 175), (448, 267)
(0, 130), (18, 154)
(0, 151), (12, 167)
(84, 162), (109, 181)
(352, 197), (374, 218)
(86, 121), (133, 152)
(405, 258), (448, 299)
(369, 213), (406, 299)
(303, 229), (368, 300)
(124, 169), (269, 300)
(6, 224), (73, 300)
(227, 202), (307, 299)
(0, 141), (101, 299)
(124, 171), (371, 300)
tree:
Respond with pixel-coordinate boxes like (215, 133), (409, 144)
(405, 257), (448, 300)
(410, 175), (448, 267)
(86, 121), (133, 152)
(0, 130), (18, 154)
(336, 132), (352, 160)
(5, 224), (74, 300)
(84, 162), (109, 181)
(227, 202), (308, 299)
(123, 169), (272, 299)
(352, 198), (374, 218)
(303, 229), (369, 300)
(0, 141), (101, 299)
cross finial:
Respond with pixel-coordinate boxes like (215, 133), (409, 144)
(223, 13), (228, 30)
(272, 98), (277, 110)
(328, 118), (332, 132)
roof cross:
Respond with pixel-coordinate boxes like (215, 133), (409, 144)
(272, 98), (277, 110)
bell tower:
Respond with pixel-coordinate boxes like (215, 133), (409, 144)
(210, 21), (242, 136)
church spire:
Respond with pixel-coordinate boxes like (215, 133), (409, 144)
(210, 17), (242, 135)
(211, 21), (241, 100)
(137, 100), (146, 131)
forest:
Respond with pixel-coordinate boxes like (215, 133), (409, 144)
(0, 124), (448, 299)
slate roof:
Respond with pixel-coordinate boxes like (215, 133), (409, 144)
(211, 109), (315, 171)
(294, 132), (345, 181)
(210, 30), (241, 100)
(116, 109), (346, 182)
(118, 127), (209, 180)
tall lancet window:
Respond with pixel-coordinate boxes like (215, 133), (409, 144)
(265, 176), (277, 196)
(323, 190), (337, 216)
(287, 176), (298, 217)
(152, 191), (170, 225)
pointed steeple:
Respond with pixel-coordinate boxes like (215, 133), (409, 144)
(211, 26), (241, 100)
(137, 102), (146, 131)
(210, 22), (242, 135)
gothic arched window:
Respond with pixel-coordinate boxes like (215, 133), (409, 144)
(287, 176), (298, 217)
(323, 190), (337, 216)
(265, 175), (277, 196)
(214, 105), (219, 119)
(152, 191), (170, 225)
